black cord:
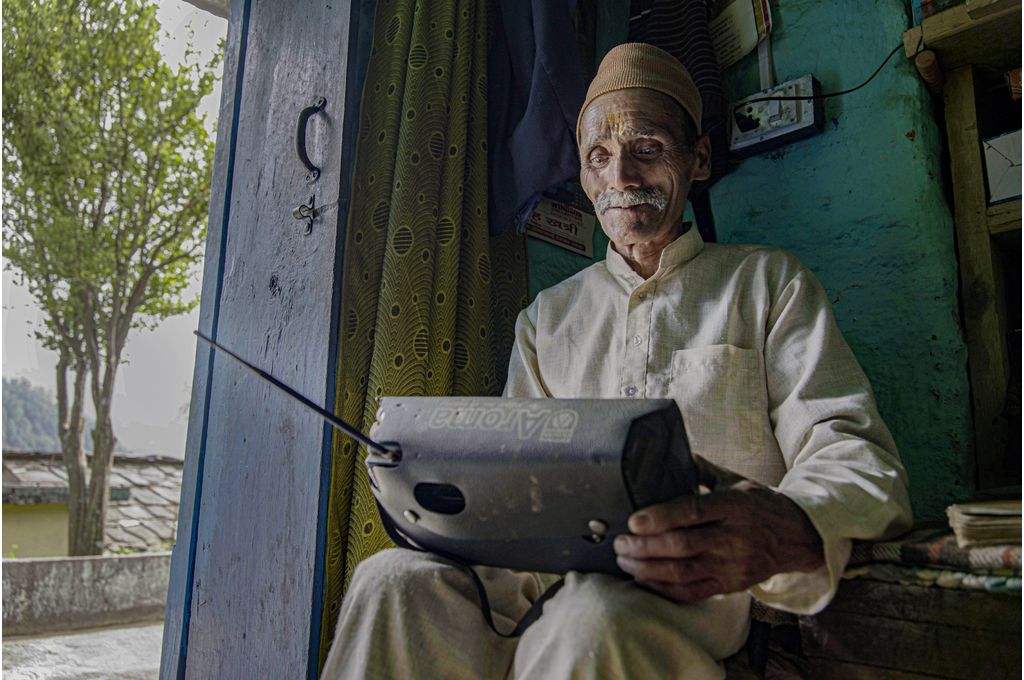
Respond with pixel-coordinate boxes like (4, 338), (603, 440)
(733, 42), (907, 110)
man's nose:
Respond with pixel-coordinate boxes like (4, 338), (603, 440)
(606, 153), (643, 190)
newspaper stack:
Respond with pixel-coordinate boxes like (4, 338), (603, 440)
(946, 500), (1022, 548)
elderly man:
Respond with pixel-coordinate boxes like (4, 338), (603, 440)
(322, 43), (912, 679)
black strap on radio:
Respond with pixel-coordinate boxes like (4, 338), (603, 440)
(375, 500), (565, 638)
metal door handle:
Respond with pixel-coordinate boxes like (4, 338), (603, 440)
(296, 97), (326, 183)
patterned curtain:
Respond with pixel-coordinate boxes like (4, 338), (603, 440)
(319, 0), (528, 663)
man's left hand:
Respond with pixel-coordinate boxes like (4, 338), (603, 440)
(613, 456), (825, 603)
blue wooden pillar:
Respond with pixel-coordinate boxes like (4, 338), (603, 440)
(160, 1), (375, 677)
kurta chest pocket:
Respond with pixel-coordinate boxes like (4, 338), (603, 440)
(669, 345), (769, 471)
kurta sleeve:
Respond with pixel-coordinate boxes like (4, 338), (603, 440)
(749, 266), (913, 615)
(503, 302), (552, 398)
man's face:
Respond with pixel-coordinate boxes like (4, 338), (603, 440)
(578, 89), (710, 249)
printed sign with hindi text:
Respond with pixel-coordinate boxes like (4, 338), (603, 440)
(526, 198), (596, 258)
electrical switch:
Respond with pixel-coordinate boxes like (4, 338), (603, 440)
(729, 74), (824, 157)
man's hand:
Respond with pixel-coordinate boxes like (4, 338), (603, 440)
(613, 456), (825, 603)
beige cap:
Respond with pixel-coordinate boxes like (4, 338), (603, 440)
(576, 42), (702, 143)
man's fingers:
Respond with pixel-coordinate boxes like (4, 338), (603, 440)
(616, 555), (714, 584)
(628, 493), (730, 534)
(638, 578), (724, 604)
(613, 526), (719, 559)
(692, 455), (748, 491)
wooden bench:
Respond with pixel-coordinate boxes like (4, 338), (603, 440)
(799, 578), (1020, 679)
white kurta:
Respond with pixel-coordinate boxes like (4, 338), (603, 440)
(322, 227), (914, 679)
(504, 225), (913, 614)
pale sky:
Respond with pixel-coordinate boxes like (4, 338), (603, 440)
(2, 1), (228, 458)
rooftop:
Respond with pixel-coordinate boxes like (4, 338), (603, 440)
(2, 451), (183, 553)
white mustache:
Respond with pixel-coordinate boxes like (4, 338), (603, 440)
(594, 188), (668, 215)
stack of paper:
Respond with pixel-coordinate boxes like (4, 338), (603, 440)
(946, 500), (1022, 548)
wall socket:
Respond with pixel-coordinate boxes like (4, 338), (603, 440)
(729, 74), (824, 157)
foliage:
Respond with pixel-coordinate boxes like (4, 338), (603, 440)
(1, 376), (121, 452)
(3, 377), (63, 451)
(3, 0), (220, 349)
(2, 0), (221, 554)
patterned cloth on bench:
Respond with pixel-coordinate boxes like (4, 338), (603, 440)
(845, 524), (1021, 594)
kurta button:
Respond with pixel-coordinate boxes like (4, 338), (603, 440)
(624, 385), (637, 397)
(637, 293), (647, 301)
(632, 334), (642, 346)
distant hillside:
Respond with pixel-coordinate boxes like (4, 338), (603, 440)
(1, 377), (124, 453)
(3, 377), (62, 451)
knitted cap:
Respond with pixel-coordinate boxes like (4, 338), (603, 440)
(576, 43), (702, 143)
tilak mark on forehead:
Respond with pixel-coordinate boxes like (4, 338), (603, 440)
(604, 112), (624, 132)
(584, 113), (663, 149)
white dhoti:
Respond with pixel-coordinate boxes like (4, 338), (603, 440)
(321, 548), (751, 679)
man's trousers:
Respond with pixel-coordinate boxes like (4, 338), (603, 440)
(320, 548), (751, 679)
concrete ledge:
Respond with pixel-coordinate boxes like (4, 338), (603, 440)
(3, 552), (170, 636)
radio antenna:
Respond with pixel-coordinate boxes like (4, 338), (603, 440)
(193, 330), (391, 455)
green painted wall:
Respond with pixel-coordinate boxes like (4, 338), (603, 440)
(3, 503), (69, 557)
(526, 0), (973, 519)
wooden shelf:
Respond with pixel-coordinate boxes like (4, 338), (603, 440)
(988, 198), (1022, 234)
(902, 3), (1021, 488)
(903, 0), (1022, 71)
(944, 66), (1013, 489)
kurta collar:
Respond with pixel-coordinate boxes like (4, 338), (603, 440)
(604, 223), (705, 285)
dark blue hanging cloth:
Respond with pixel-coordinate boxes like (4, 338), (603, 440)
(630, 0), (729, 243)
(487, 0), (587, 235)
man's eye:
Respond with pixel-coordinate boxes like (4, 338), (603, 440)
(589, 154), (610, 167)
(635, 145), (661, 157)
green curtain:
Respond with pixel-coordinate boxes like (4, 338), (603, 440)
(319, 0), (528, 663)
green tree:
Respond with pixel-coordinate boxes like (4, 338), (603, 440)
(3, 0), (221, 554)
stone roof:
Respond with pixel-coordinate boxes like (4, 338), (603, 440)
(2, 451), (183, 554)
(183, 0), (228, 18)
